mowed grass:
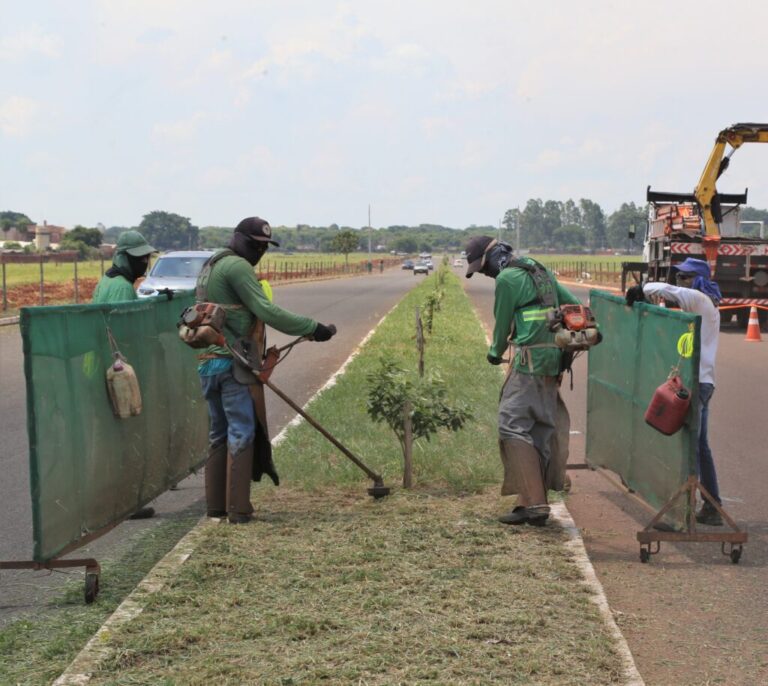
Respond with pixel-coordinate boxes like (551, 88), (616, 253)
(79, 270), (623, 685)
(90, 488), (622, 686)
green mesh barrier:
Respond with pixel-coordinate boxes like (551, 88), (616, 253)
(21, 292), (208, 562)
(586, 290), (700, 524)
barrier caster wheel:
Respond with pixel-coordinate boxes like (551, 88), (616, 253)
(640, 548), (650, 564)
(730, 547), (742, 565)
(85, 572), (100, 604)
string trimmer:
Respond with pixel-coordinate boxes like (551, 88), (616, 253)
(229, 328), (391, 500)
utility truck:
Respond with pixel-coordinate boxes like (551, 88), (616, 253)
(623, 123), (768, 327)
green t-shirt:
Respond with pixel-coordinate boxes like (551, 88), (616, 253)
(92, 274), (136, 303)
(489, 260), (580, 376)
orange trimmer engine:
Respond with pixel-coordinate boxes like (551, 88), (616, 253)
(547, 305), (601, 352)
(177, 302), (228, 349)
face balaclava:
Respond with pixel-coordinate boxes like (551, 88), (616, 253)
(106, 251), (151, 283)
(228, 216), (278, 266)
(228, 232), (268, 266)
(481, 240), (515, 279)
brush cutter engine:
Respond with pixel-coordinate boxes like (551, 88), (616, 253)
(178, 302), (227, 349)
(547, 304), (601, 352)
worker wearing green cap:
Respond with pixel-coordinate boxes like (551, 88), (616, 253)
(92, 230), (157, 304)
(92, 230), (157, 519)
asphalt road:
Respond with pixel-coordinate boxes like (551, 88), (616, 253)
(0, 267), (420, 625)
(464, 275), (768, 685)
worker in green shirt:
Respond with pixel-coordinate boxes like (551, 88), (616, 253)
(93, 229), (157, 519)
(197, 217), (335, 524)
(465, 236), (579, 527)
(92, 230), (156, 304)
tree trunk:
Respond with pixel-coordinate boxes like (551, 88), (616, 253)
(403, 401), (413, 489)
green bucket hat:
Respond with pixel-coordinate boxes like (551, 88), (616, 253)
(116, 230), (156, 257)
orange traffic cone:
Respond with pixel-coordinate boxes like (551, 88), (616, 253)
(745, 306), (762, 342)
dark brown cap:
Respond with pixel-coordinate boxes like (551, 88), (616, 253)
(235, 217), (280, 246)
(464, 236), (496, 278)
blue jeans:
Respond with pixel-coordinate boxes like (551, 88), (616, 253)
(697, 382), (720, 504)
(200, 369), (255, 454)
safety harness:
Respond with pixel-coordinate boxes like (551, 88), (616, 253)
(504, 258), (600, 384)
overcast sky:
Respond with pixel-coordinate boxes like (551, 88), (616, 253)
(2, 1), (768, 230)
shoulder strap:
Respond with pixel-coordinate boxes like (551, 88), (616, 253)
(505, 258), (559, 309)
(196, 249), (235, 302)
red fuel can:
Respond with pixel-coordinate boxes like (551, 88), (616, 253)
(644, 376), (691, 435)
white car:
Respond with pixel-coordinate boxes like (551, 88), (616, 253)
(413, 261), (429, 275)
(452, 259), (463, 267)
(137, 250), (215, 298)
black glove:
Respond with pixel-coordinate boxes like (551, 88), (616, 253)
(487, 353), (503, 365)
(312, 323), (336, 342)
(625, 285), (645, 307)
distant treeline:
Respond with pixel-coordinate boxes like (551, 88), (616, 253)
(8, 200), (768, 255)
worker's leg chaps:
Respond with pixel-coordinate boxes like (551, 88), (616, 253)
(204, 441), (228, 515)
(499, 438), (548, 508)
(227, 442), (255, 520)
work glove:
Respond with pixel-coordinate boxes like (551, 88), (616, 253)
(312, 323), (336, 342)
(486, 353), (503, 365)
(625, 285), (645, 307)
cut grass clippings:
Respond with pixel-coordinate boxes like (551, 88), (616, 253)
(80, 269), (624, 685)
(90, 488), (622, 685)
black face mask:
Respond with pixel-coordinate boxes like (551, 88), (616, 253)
(480, 241), (514, 279)
(127, 254), (150, 281)
(229, 232), (267, 266)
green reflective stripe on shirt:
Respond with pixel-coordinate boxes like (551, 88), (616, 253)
(521, 308), (550, 322)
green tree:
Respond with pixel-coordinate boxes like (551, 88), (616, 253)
(522, 199), (545, 249)
(552, 224), (586, 251)
(138, 211), (199, 251)
(66, 226), (103, 248)
(606, 202), (647, 250)
(0, 211), (34, 233)
(579, 199), (607, 251)
(394, 236), (418, 254)
(330, 229), (360, 265)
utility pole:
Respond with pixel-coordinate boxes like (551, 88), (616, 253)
(516, 207), (521, 253)
(368, 204), (372, 259)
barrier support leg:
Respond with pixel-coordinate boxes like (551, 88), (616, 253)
(0, 558), (101, 603)
(636, 475), (747, 564)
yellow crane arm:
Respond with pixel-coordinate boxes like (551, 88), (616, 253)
(695, 123), (768, 236)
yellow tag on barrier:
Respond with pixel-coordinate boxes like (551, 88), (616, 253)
(677, 331), (694, 358)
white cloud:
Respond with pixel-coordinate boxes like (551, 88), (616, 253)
(152, 113), (206, 142)
(0, 96), (40, 137)
(0, 27), (60, 62)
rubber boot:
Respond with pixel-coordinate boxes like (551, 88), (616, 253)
(227, 443), (255, 524)
(205, 441), (228, 517)
(498, 439), (550, 526)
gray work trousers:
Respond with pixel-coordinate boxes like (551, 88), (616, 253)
(499, 369), (569, 486)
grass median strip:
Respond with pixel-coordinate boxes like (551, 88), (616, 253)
(79, 269), (623, 684)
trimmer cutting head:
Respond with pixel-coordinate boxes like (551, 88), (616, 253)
(367, 481), (391, 500)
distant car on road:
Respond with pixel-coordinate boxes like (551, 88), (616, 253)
(413, 261), (429, 275)
(452, 258), (463, 267)
(425, 260), (434, 270)
(401, 259), (415, 270)
(137, 250), (215, 298)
